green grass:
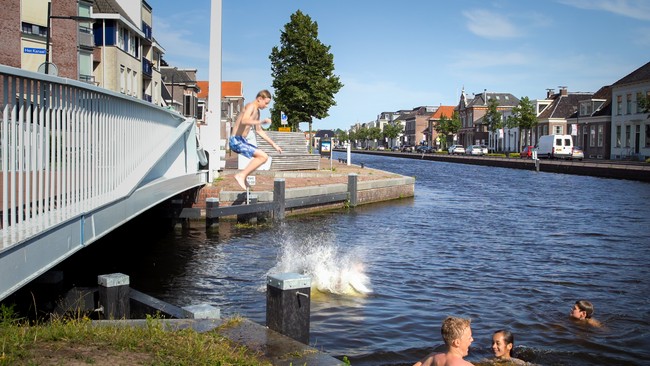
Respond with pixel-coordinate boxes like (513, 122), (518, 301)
(0, 305), (272, 365)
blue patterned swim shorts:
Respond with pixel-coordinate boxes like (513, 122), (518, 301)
(229, 135), (257, 159)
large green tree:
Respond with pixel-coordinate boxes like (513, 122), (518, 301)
(434, 111), (461, 149)
(483, 98), (502, 151)
(383, 122), (403, 147)
(269, 10), (343, 135)
(508, 96), (537, 146)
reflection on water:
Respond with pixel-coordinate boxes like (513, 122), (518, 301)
(74, 152), (650, 365)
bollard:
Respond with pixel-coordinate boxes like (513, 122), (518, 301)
(206, 197), (219, 229)
(535, 158), (540, 172)
(273, 179), (286, 221)
(98, 273), (130, 319)
(238, 195), (258, 223)
(348, 173), (358, 207)
(182, 304), (221, 319)
(266, 273), (311, 344)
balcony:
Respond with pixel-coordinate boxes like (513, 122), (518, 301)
(142, 22), (153, 43)
(143, 93), (152, 103)
(79, 74), (95, 85)
(142, 58), (152, 78)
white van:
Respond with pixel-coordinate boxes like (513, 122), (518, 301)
(535, 134), (573, 159)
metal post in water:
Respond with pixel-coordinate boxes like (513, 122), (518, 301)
(206, 197), (219, 229)
(273, 178), (285, 220)
(266, 273), (311, 344)
(98, 273), (130, 319)
(348, 173), (358, 207)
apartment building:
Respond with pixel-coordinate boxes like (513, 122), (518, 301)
(458, 89), (519, 147)
(93, 0), (165, 105)
(1, 0), (93, 81)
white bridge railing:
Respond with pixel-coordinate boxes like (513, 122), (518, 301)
(0, 65), (202, 251)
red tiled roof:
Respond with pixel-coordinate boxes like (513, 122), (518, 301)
(196, 81), (243, 99)
(430, 106), (455, 119)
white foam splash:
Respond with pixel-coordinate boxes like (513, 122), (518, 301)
(268, 232), (372, 296)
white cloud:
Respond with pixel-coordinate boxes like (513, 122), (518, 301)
(450, 50), (530, 70)
(556, 0), (650, 21)
(153, 16), (209, 62)
(462, 10), (521, 39)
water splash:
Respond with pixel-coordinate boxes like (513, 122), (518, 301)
(267, 232), (372, 296)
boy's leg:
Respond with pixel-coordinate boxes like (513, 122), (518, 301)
(234, 148), (268, 190)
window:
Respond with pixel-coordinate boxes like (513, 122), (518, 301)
(582, 126), (588, 147)
(626, 94), (632, 114)
(126, 67), (132, 95)
(616, 126), (621, 147)
(563, 138), (571, 146)
(597, 125), (603, 147)
(625, 125), (631, 147)
(646, 124), (650, 147)
(590, 126), (596, 147)
(131, 71), (137, 96)
(554, 125), (563, 134)
(543, 125), (548, 135)
(184, 95), (192, 116)
(637, 92), (644, 114)
(120, 66), (125, 93)
(617, 95), (622, 115)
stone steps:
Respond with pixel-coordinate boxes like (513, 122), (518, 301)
(257, 131), (320, 171)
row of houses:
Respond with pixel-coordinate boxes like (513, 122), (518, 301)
(1, 0), (245, 143)
(352, 61), (650, 161)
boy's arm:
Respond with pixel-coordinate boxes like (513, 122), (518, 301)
(256, 125), (282, 153)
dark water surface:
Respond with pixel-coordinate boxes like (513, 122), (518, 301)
(129, 153), (650, 365)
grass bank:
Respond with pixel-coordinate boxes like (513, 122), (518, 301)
(0, 305), (271, 366)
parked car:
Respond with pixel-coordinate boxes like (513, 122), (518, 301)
(465, 145), (485, 156)
(415, 145), (433, 153)
(401, 145), (414, 152)
(377, 146), (386, 151)
(391, 146), (400, 151)
(520, 145), (534, 158)
(480, 145), (489, 155)
(571, 146), (584, 160)
(448, 145), (465, 155)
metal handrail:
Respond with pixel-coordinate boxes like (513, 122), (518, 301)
(0, 65), (190, 246)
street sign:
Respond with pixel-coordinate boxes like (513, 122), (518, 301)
(280, 111), (288, 125)
(24, 47), (46, 55)
(246, 175), (256, 186)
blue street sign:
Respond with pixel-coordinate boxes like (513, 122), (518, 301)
(24, 47), (47, 55)
(280, 111), (288, 125)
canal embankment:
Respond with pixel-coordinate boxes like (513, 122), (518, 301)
(347, 149), (650, 182)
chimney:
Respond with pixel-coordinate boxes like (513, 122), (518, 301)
(546, 88), (554, 99)
(559, 86), (568, 96)
(484, 89), (487, 105)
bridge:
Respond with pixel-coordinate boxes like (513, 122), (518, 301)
(0, 65), (209, 301)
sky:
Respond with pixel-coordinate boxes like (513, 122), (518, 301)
(151, 0), (650, 131)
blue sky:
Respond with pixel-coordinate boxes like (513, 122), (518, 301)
(151, 0), (650, 131)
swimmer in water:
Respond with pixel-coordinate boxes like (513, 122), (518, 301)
(570, 300), (602, 327)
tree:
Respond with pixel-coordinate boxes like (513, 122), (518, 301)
(434, 111), (461, 149)
(639, 94), (650, 118)
(483, 98), (502, 151)
(383, 122), (403, 147)
(269, 10), (343, 138)
(368, 126), (382, 148)
(335, 128), (348, 144)
(508, 96), (537, 146)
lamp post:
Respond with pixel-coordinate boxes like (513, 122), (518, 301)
(44, 2), (94, 75)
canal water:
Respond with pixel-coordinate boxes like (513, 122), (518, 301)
(109, 152), (649, 365)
